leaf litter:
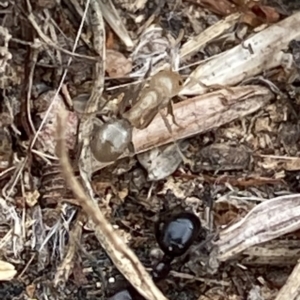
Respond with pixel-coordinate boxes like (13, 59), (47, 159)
(1, 0), (300, 300)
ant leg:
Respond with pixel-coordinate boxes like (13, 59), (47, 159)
(167, 101), (182, 129)
(159, 111), (193, 166)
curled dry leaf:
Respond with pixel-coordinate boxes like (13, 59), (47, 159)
(216, 194), (300, 261)
(250, 4), (280, 24)
(131, 25), (177, 76)
(34, 90), (79, 155)
(137, 141), (187, 181)
(241, 4), (280, 27)
(106, 49), (132, 78)
(193, 143), (252, 172)
(0, 260), (17, 281)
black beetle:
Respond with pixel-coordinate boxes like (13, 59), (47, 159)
(107, 211), (201, 300)
(155, 211), (201, 257)
(108, 289), (137, 300)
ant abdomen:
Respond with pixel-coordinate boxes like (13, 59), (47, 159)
(90, 119), (133, 163)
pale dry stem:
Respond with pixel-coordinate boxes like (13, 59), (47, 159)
(54, 214), (83, 286)
(275, 261), (300, 300)
(56, 109), (168, 300)
(0, 198), (22, 255)
(216, 194), (300, 261)
(23, 38), (43, 137)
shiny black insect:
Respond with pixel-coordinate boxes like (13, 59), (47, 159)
(155, 212), (201, 257)
(108, 211), (201, 300)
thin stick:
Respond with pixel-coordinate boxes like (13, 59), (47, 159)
(56, 110), (168, 300)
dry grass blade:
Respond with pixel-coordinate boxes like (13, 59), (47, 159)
(78, 0), (106, 200)
(27, 13), (96, 61)
(181, 11), (300, 95)
(54, 214), (83, 286)
(88, 0), (106, 110)
(56, 110), (168, 300)
(98, 0), (134, 49)
(241, 240), (300, 266)
(275, 261), (300, 300)
(216, 194), (300, 261)
(180, 12), (241, 60)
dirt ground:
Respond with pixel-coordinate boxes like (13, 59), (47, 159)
(1, 0), (300, 299)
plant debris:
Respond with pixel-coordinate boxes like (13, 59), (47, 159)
(2, 0), (300, 300)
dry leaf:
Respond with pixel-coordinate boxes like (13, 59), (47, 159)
(26, 284), (36, 298)
(250, 4), (280, 24)
(106, 30), (116, 49)
(241, 4), (280, 27)
(34, 90), (79, 155)
(0, 260), (17, 281)
(241, 11), (264, 27)
(216, 194), (300, 261)
(105, 49), (132, 78)
(137, 142), (187, 181)
(199, 0), (237, 16)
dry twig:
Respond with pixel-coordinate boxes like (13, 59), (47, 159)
(92, 85), (274, 173)
(56, 109), (168, 300)
(180, 12), (241, 59)
(77, 0), (106, 200)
